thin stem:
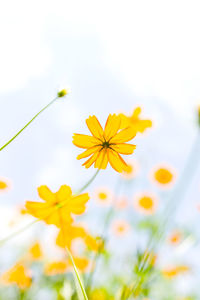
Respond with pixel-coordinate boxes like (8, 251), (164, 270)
(0, 220), (37, 246)
(76, 168), (100, 194)
(0, 96), (58, 151)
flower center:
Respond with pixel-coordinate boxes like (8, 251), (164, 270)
(102, 141), (110, 148)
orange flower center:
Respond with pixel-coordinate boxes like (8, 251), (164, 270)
(0, 181), (7, 189)
(139, 196), (153, 210)
(154, 168), (173, 184)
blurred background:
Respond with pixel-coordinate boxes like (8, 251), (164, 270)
(1, 0), (200, 298)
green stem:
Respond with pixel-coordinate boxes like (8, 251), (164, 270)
(0, 96), (58, 151)
(0, 220), (37, 246)
(76, 168), (100, 194)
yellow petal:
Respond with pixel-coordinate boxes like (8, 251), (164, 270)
(82, 151), (100, 168)
(104, 114), (121, 140)
(37, 186), (55, 202)
(118, 113), (130, 129)
(137, 120), (152, 133)
(94, 149), (108, 169)
(73, 134), (99, 149)
(111, 127), (136, 143)
(56, 185), (72, 202)
(111, 143), (136, 155)
(25, 201), (54, 219)
(132, 107), (141, 118)
(107, 149), (128, 172)
(77, 146), (101, 160)
(68, 193), (90, 214)
(86, 116), (104, 139)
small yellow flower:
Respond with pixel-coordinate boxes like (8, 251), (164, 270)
(1, 264), (31, 289)
(112, 219), (130, 237)
(119, 107), (152, 133)
(73, 114), (136, 172)
(29, 242), (43, 260)
(168, 230), (182, 245)
(72, 257), (90, 273)
(94, 187), (113, 206)
(25, 185), (89, 228)
(134, 192), (158, 215)
(57, 88), (70, 98)
(0, 177), (11, 193)
(44, 260), (69, 276)
(162, 265), (190, 279)
(150, 165), (176, 189)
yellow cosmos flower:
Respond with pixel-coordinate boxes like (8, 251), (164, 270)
(134, 192), (158, 215)
(119, 107), (152, 133)
(150, 164), (176, 189)
(56, 224), (99, 252)
(94, 187), (113, 206)
(45, 261), (69, 276)
(73, 114), (136, 172)
(112, 219), (130, 237)
(29, 242), (43, 260)
(1, 264), (31, 289)
(25, 185), (89, 228)
(0, 177), (11, 193)
(72, 257), (90, 273)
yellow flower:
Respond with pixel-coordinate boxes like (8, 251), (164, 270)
(112, 219), (130, 237)
(0, 177), (11, 193)
(94, 187), (113, 206)
(134, 192), (158, 215)
(119, 107), (152, 133)
(72, 257), (90, 273)
(44, 260), (69, 276)
(150, 165), (176, 188)
(168, 230), (182, 245)
(29, 242), (43, 260)
(73, 114), (136, 172)
(1, 263), (31, 289)
(90, 289), (107, 300)
(25, 185), (89, 228)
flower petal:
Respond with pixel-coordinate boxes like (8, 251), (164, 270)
(82, 151), (100, 168)
(37, 186), (55, 203)
(77, 146), (101, 160)
(56, 185), (72, 202)
(111, 127), (136, 143)
(111, 143), (136, 155)
(107, 149), (128, 173)
(73, 134), (99, 149)
(68, 193), (90, 214)
(86, 116), (104, 139)
(94, 149), (108, 169)
(132, 107), (141, 118)
(104, 114), (121, 140)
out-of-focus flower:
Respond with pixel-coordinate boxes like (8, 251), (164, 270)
(162, 265), (190, 279)
(25, 185), (89, 228)
(0, 177), (11, 193)
(133, 192), (158, 215)
(1, 264), (31, 289)
(112, 219), (130, 237)
(121, 159), (139, 180)
(56, 224), (99, 253)
(150, 165), (176, 189)
(168, 230), (182, 245)
(115, 196), (128, 210)
(119, 107), (152, 133)
(90, 289), (107, 300)
(73, 114), (136, 172)
(94, 187), (113, 206)
(72, 257), (90, 273)
(29, 242), (43, 261)
(44, 260), (69, 276)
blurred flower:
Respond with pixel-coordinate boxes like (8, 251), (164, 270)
(162, 265), (190, 279)
(119, 107), (152, 133)
(90, 289), (107, 300)
(1, 263), (31, 289)
(150, 165), (176, 189)
(112, 219), (130, 237)
(72, 257), (90, 273)
(168, 230), (182, 245)
(25, 185), (89, 228)
(44, 260), (68, 276)
(73, 114), (136, 172)
(94, 187), (113, 206)
(121, 159), (139, 180)
(0, 177), (11, 193)
(29, 242), (43, 261)
(133, 192), (158, 215)
(115, 196), (129, 210)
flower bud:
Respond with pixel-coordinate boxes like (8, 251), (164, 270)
(57, 89), (69, 98)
